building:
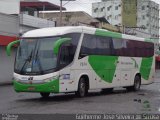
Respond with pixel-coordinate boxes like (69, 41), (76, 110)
(0, 0), (20, 14)
(0, 0), (65, 84)
(137, 0), (159, 40)
(19, 0), (66, 33)
(0, 13), (19, 84)
(20, 0), (66, 17)
(92, 0), (159, 43)
(92, 0), (122, 26)
(39, 11), (100, 27)
(96, 17), (122, 32)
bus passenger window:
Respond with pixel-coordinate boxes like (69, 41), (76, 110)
(79, 34), (97, 58)
(59, 45), (74, 68)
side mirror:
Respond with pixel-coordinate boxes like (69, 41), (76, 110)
(53, 38), (71, 55)
(6, 40), (20, 56)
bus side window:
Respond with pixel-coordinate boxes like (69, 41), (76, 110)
(79, 34), (112, 59)
(79, 34), (96, 59)
(96, 36), (112, 55)
(58, 44), (74, 68)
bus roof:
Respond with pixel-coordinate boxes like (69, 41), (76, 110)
(22, 26), (148, 42)
(22, 26), (95, 38)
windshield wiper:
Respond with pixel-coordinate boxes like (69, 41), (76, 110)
(35, 50), (43, 74)
(20, 50), (33, 74)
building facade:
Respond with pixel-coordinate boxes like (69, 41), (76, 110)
(92, 0), (159, 42)
(39, 11), (100, 27)
(92, 0), (122, 26)
(0, 0), (64, 84)
(137, 0), (159, 40)
(0, 0), (20, 14)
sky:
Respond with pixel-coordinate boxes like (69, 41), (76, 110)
(44, 0), (101, 15)
(41, 0), (160, 15)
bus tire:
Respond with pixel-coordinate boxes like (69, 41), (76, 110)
(127, 75), (141, 91)
(40, 92), (50, 98)
(75, 78), (87, 97)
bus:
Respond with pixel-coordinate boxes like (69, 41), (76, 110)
(7, 26), (155, 98)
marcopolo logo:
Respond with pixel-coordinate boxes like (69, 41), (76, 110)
(28, 77), (33, 81)
(28, 77), (34, 84)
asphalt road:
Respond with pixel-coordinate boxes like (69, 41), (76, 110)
(0, 72), (160, 114)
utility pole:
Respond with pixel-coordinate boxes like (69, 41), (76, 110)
(60, 0), (62, 26)
(60, 0), (75, 26)
(121, 0), (125, 34)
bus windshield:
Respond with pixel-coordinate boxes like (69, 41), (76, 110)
(14, 33), (81, 75)
(15, 37), (60, 75)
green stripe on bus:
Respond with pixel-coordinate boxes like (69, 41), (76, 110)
(13, 79), (59, 93)
(144, 38), (155, 43)
(140, 57), (153, 80)
(88, 55), (118, 83)
(95, 29), (122, 39)
(53, 38), (71, 55)
(144, 38), (152, 42)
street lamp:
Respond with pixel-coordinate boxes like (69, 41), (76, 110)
(60, 0), (75, 26)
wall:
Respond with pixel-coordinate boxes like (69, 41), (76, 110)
(0, 0), (20, 14)
(20, 14), (56, 33)
(122, 0), (137, 27)
(0, 13), (19, 37)
(39, 11), (99, 27)
(137, 0), (159, 41)
(0, 47), (16, 84)
(0, 13), (19, 84)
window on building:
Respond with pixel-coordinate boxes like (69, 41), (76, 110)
(142, 6), (145, 10)
(101, 7), (105, 12)
(94, 8), (98, 13)
(107, 6), (112, 11)
(115, 15), (118, 20)
(115, 6), (118, 10)
(107, 7), (110, 11)
(107, 16), (110, 20)
(153, 25), (155, 28)
(146, 14), (149, 17)
(142, 15), (145, 20)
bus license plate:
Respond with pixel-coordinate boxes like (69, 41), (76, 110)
(28, 86), (35, 91)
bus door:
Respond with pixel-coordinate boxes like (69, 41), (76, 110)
(58, 43), (76, 92)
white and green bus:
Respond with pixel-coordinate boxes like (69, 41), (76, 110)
(7, 26), (155, 98)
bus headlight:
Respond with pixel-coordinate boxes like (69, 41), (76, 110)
(14, 77), (20, 82)
(43, 76), (59, 83)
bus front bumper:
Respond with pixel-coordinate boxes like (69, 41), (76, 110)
(13, 79), (59, 93)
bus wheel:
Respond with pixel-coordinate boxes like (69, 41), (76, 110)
(127, 75), (141, 91)
(75, 78), (87, 97)
(40, 92), (50, 98)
